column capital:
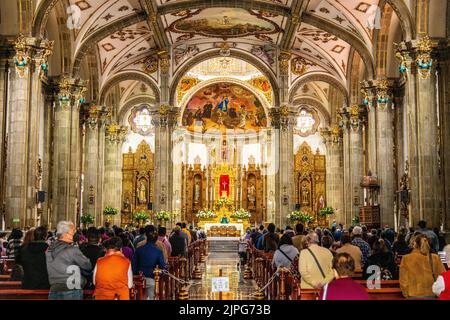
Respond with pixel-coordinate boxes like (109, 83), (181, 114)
(152, 104), (177, 127)
(13, 34), (54, 79)
(395, 35), (436, 79)
(56, 77), (88, 111)
(360, 79), (396, 111)
(269, 105), (296, 130)
(106, 123), (129, 144)
(81, 104), (110, 129)
(320, 125), (343, 145)
(340, 105), (366, 132)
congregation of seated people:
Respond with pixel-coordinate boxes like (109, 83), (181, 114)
(0, 220), (206, 300)
(243, 219), (450, 300)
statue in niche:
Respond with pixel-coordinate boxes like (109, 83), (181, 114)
(302, 183), (309, 205)
(124, 196), (131, 211)
(247, 182), (256, 207)
(194, 179), (201, 204)
(317, 194), (325, 211)
(138, 181), (147, 204)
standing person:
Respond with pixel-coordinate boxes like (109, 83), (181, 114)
(272, 233), (299, 269)
(137, 225), (168, 263)
(399, 233), (446, 299)
(351, 226), (371, 267)
(132, 228), (166, 299)
(169, 226), (187, 257)
(299, 231), (334, 289)
(417, 220), (439, 253)
(319, 253), (369, 300)
(189, 225), (198, 242)
(133, 228), (146, 248)
(392, 232), (410, 256)
(46, 221), (92, 300)
(292, 223), (305, 252)
(432, 245), (450, 300)
(181, 223), (192, 244)
(80, 227), (105, 268)
(119, 234), (134, 261)
(262, 223), (280, 252)
(336, 235), (363, 272)
(6, 228), (23, 259)
(158, 227), (172, 258)
(15, 226), (50, 289)
(93, 237), (133, 300)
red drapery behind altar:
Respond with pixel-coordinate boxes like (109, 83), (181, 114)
(219, 175), (230, 197)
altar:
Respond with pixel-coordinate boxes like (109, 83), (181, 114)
(204, 223), (244, 237)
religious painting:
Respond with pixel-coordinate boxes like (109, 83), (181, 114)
(182, 82), (267, 133)
(169, 8), (280, 39)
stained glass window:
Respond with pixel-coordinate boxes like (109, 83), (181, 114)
(129, 105), (154, 136)
(294, 107), (320, 137)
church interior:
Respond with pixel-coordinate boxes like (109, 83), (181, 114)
(0, 0), (449, 301)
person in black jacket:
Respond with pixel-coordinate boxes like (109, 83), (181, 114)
(169, 226), (187, 257)
(363, 238), (398, 280)
(16, 226), (50, 289)
(80, 227), (105, 267)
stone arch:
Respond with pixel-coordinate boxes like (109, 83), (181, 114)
(99, 71), (161, 106)
(292, 97), (331, 127)
(177, 77), (271, 126)
(169, 49), (280, 108)
(381, 0), (415, 41)
(289, 73), (349, 107)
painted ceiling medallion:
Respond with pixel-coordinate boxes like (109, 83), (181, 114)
(169, 8), (280, 40)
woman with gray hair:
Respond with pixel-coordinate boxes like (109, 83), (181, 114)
(46, 221), (92, 300)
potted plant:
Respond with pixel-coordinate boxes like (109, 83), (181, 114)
(287, 211), (313, 225)
(196, 210), (217, 220)
(352, 215), (360, 226)
(230, 209), (251, 220)
(134, 211), (150, 226)
(80, 214), (95, 227)
(103, 206), (119, 222)
(154, 210), (171, 222)
(319, 206), (335, 217)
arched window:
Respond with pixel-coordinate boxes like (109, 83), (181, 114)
(294, 107), (320, 137)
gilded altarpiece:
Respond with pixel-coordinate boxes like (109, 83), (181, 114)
(242, 163), (264, 224)
(182, 161), (207, 223)
(121, 141), (154, 225)
(294, 142), (327, 225)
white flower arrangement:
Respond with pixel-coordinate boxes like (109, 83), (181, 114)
(196, 210), (217, 220)
(231, 209), (251, 219)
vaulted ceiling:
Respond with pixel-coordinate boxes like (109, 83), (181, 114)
(34, 0), (407, 108)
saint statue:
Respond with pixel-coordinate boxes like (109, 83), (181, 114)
(302, 184), (309, 205)
(247, 183), (256, 206)
(138, 181), (147, 204)
(220, 214), (229, 224)
(194, 180), (201, 203)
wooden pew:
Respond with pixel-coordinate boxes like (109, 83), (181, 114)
(0, 259), (15, 275)
(0, 289), (94, 300)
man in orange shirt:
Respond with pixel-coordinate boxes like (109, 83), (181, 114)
(93, 237), (133, 300)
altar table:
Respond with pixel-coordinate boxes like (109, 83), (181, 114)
(204, 223), (244, 237)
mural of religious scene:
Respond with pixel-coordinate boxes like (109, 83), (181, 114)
(182, 82), (267, 133)
(169, 8), (279, 39)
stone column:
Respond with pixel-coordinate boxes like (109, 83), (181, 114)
(4, 35), (53, 228)
(320, 125), (344, 224)
(152, 106), (176, 214)
(51, 77), (87, 226)
(438, 46), (450, 232)
(103, 123), (128, 226)
(81, 104), (108, 224)
(341, 105), (365, 227)
(361, 83), (378, 174)
(374, 80), (396, 227)
(396, 36), (442, 228)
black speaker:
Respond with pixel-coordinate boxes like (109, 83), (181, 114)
(295, 204), (300, 210)
(147, 202), (153, 210)
(37, 191), (46, 203)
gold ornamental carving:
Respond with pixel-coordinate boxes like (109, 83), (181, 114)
(158, 50), (170, 74)
(415, 36), (433, 79)
(13, 34), (31, 78)
(279, 51), (291, 75)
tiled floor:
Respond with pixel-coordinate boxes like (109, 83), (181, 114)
(189, 251), (259, 300)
